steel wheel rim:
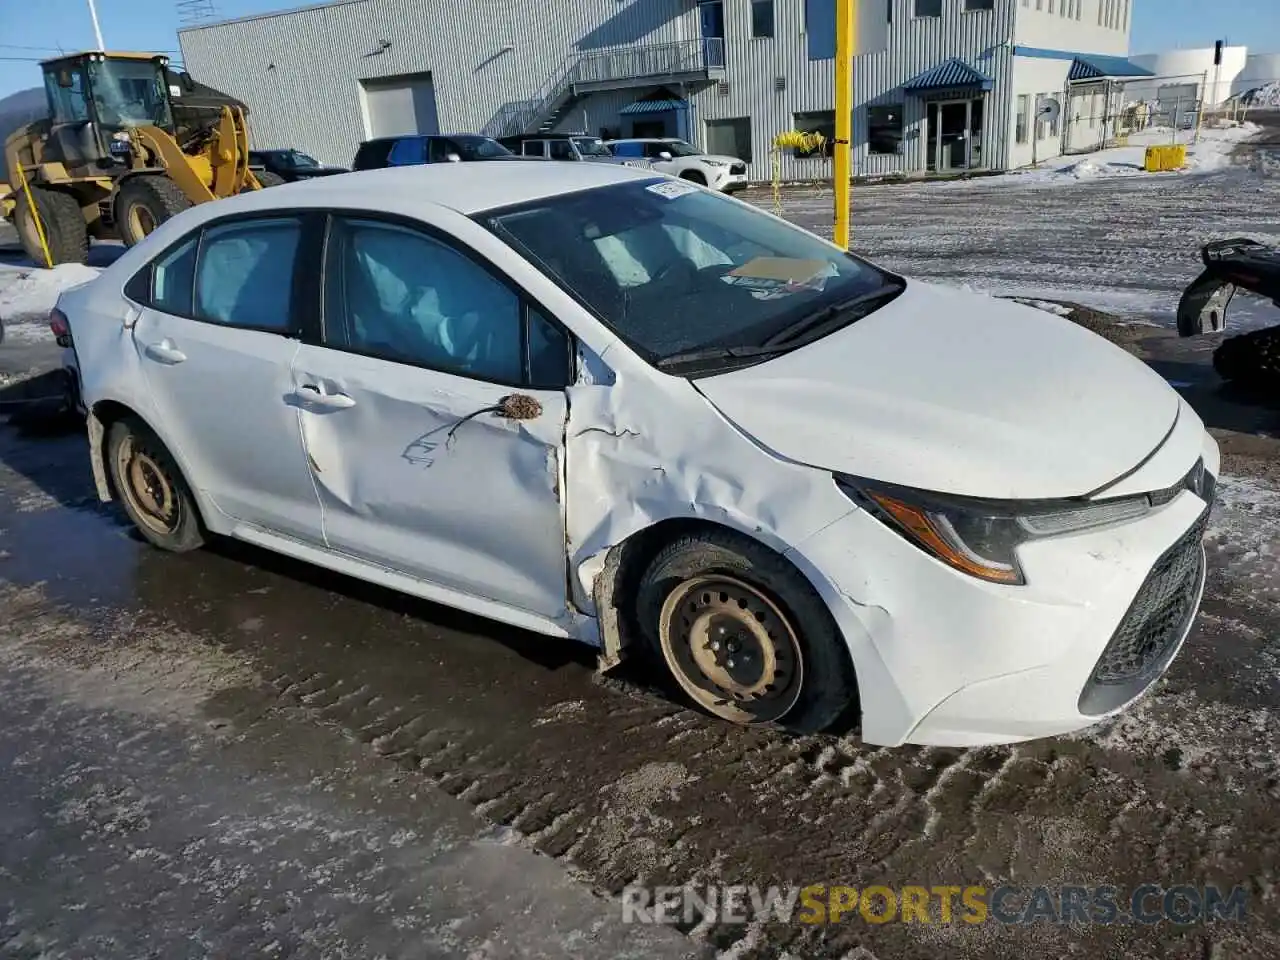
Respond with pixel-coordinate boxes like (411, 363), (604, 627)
(128, 203), (156, 239)
(116, 436), (180, 535)
(17, 204), (42, 254)
(658, 575), (804, 724)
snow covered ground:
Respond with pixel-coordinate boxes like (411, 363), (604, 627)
(0, 261), (101, 344)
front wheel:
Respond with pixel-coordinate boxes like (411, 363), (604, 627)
(115, 176), (193, 247)
(636, 529), (857, 733)
(106, 416), (205, 552)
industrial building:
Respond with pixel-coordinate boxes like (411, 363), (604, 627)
(179, 0), (1155, 181)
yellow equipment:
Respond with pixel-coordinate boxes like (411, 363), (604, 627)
(1, 51), (279, 266)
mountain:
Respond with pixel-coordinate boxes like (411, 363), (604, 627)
(0, 87), (47, 182)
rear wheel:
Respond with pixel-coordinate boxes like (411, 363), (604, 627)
(115, 175), (193, 247)
(106, 416), (204, 552)
(250, 170), (286, 189)
(636, 529), (856, 733)
(14, 186), (88, 266)
(679, 170), (707, 186)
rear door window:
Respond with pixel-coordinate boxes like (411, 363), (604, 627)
(523, 141), (547, 158)
(193, 218), (302, 332)
(387, 136), (427, 166)
(547, 140), (575, 160)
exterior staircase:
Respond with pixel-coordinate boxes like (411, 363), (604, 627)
(484, 38), (725, 138)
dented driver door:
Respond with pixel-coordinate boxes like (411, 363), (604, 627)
(288, 213), (572, 622)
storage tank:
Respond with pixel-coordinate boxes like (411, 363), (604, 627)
(1129, 45), (1249, 106)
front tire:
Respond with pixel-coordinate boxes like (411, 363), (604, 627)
(679, 170), (707, 186)
(106, 416), (205, 552)
(14, 186), (88, 266)
(115, 175), (193, 247)
(636, 529), (856, 733)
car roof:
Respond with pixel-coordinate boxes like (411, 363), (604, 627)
(190, 161), (661, 218)
(606, 138), (679, 144)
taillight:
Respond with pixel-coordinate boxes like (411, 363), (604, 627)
(50, 308), (72, 347)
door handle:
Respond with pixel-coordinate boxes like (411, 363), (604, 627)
(295, 383), (356, 409)
(144, 340), (187, 364)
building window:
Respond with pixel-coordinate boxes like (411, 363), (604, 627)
(867, 104), (903, 154)
(1016, 94), (1030, 143)
(914, 0), (942, 16)
(793, 110), (836, 158)
(964, 0), (994, 9)
(706, 117), (753, 163)
(751, 0), (775, 38)
(887, 0), (893, 23)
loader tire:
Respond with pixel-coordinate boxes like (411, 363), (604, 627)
(1214, 325), (1280, 391)
(116, 176), (193, 247)
(250, 170), (286, 189)
(14, 186), (89, 266)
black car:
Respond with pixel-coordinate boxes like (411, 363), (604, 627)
(247, 149), (349, 182)
(350, 133), (521, 171)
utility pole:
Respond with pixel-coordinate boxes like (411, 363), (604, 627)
(833, 0), (855, 250)
(86, 0), (106, 51)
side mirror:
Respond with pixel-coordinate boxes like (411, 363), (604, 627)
(658, 151), (673, 161)
(446, 152), (462, 163)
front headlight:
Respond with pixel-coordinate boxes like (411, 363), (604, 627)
(701, 159), (730, 167)
(837, 477), (1155, 585)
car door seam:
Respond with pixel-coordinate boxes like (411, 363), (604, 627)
(290, 338), (331, 547)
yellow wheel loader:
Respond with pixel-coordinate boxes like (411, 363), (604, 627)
(1, 51), (281, 266)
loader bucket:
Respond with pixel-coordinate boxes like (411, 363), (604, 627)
(1176, 269), (1236, 338)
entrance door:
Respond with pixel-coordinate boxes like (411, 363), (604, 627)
(927, 99), (982, 173)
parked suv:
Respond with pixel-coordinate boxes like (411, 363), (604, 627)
(497, 133), (650, 167)
(248, 149), (349, 182)
(351, 134), (516, 171)
(605, 138), (748, 192)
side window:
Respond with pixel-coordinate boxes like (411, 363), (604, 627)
(151, 234), (199, 316)
(548, 140), (575, 160)
(645, 142), (672, 159)
(194, 218), (301, 331)
(611, 142), (642, 158)
(428, 137), (457, 163)
(388, 136), (427, 166)
(527, 307), (571, 388)
(323, 217), (524, 383)
(44, 66), (90, 123)
(524, 141), (547, 158)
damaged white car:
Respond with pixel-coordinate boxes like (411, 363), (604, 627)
(54, 163), (1218, 747)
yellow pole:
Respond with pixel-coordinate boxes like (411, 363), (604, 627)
(14, 164), (53, 269)
(833, 0), (855, 250)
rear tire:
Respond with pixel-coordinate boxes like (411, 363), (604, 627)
(250, 170), (286, 189)
(115, 175), (193, 247)
(636, 529), (857, 733)
(14, 186), (88, 266)
(679, 170), (707, 186)
(106, 416), (205, 553)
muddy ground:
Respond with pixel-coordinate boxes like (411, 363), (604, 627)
(2, 133), (1280, 959)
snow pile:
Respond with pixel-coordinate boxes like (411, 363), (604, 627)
(1243, 82), (1280, 108)
(0, 263), (101, 328)
(1009, 297), (1074, 317)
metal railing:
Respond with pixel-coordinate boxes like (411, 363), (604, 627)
(484, 38), (724, 138)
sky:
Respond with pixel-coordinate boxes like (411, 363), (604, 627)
(2, 0), (1279, 99)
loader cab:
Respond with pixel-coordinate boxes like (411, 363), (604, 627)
(41, 52), (175, 170)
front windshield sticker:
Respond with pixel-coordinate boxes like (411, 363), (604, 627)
(720, 257), (838, 300)
(645, 180), (701, 200)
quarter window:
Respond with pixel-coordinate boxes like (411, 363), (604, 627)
(194, 218), (301, 331)
(151, 234), (198, 316)
(322, 217), (527, 383)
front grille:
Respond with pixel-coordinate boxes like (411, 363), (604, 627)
(730, 162), (747, 175)
(1077, 509), (1210, 715)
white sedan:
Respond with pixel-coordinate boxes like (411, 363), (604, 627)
(53, 163), (1217, 746)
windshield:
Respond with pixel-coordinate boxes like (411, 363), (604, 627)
(453, 136), (513, 159)
(663, 140), (703, 157)
(481, 179), (896, 367)
(573, 136), (613, 157)
(86, 58), (172, 129)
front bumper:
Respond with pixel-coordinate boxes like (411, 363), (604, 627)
(785, 440), (1218, 747)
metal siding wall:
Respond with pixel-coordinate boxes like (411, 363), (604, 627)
(690, 0), (1015, 180)
(179, 0), (696, 166)
(179, 0), (1018, 178)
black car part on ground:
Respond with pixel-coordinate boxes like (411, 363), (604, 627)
(1176, 237), (1280, 390)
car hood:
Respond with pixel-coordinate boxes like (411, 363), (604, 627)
(693, 280), (1181, 500)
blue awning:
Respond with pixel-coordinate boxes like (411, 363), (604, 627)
(1068, 53), (1155, 81)
(902, 58), (994, 93)
(1013, 47), (1155, 81)
(620, 98), (689, 115)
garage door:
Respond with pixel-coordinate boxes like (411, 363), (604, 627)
(362, 72), (440, 139)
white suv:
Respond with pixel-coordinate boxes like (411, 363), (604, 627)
(604, 138), (748, 192)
